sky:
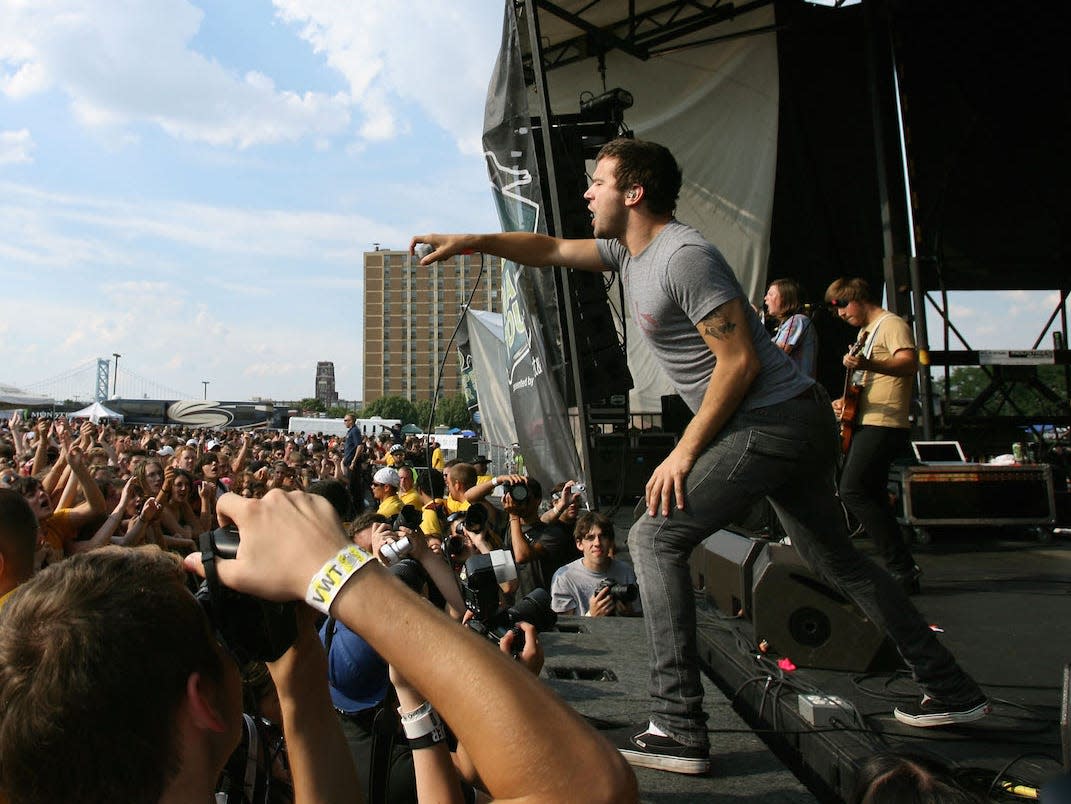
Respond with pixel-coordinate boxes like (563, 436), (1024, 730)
(0, 1), (1061, 406)
(0, 1), (504, 403)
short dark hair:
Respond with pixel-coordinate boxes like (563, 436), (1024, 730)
(417, 469), (446, 499)
(595, 138), (683, 216)
(575, 511), (615, 543)
(308, 479), (353, 522)
(0, 547), (225, 803)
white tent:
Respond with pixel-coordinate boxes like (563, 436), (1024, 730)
(70, 401), (125, 423)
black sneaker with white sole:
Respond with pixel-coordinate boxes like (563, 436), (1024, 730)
(612, 726), (710, 775)
(893, 694), (990, 727)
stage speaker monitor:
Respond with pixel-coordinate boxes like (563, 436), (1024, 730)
(454, 437), (478, 463)
(689, 528), (765, 617)
(751, 544), (898, 673)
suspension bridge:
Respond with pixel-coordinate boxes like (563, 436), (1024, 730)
(20, 358), (195, 404)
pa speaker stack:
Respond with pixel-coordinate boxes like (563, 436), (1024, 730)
(689, 529), (897, 673)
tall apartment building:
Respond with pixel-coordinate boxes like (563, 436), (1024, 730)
(314, 361), (339, 407)
(363, 248), (502, 401)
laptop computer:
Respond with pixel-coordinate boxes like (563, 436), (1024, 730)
(911, 441), (967, 465)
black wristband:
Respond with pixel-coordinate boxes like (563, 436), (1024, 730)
(408, 729), (447, 750)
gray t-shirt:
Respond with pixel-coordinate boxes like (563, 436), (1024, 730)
(597, 220), (812, 413)
(550, 557), (640, 616)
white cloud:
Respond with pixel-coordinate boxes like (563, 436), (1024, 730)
(0, 0), (351, 148)
(271, 1), (501, 153)
(0, 180), (408, 271)
(1, 2), (501, 152)
(0, 129), (35, 165)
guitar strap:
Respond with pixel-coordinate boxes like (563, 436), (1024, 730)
(852, 313), (894, 385)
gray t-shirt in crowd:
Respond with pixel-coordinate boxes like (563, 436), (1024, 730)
(550, 557), (641, 616)
(596, 220), (813, 413)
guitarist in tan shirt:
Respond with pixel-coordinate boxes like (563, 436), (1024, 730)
(825, 277), (922, 593)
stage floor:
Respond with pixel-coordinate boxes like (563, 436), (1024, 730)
(540, 518), (1070, 802)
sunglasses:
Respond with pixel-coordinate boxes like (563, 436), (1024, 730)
(828, 298), (850, 309)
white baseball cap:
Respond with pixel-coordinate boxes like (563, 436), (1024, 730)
(373, 467), (400, 488)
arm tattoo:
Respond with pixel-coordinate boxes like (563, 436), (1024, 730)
(699, 303), (737, 340)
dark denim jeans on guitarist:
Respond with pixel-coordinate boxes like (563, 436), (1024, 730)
(626, 386), (980, 748)
(839, 424), (916, 575)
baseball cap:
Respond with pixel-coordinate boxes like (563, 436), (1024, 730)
(373, 467), (400, 487)
(205, 439), (221, 451)
(321, 620), (389, 714)
(157, 445), (175, 457)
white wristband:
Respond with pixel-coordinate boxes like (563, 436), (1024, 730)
(398, 701), (446, 742)
(305, 544), (375, 614)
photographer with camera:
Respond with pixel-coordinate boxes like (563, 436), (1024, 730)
(540, 479), (586, 537)
(201, 490), (635, 803)
(551, 512), (641, 617)
(470, 473), (579, 598)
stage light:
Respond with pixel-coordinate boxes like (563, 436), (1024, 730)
(580, 88), (634, 118)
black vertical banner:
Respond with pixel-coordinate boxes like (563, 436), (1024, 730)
(481, 3), (580, 486)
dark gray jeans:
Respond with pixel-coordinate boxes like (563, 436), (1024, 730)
(627, 387), (980, 748)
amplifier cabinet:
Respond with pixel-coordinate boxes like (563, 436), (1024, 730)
(893, 464), (1055, 527)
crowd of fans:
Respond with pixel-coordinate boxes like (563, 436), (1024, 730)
(0, 411), (642, 803)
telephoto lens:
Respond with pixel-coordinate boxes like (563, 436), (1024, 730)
(501, 480), (529, 502)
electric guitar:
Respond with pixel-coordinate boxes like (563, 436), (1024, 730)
(838, 332), (868, 454)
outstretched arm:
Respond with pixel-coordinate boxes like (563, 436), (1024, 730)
(410, 232), (608, 273)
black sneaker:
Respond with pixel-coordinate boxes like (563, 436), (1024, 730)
(894, 694), (990, 727)
(612, 725), (710, 775)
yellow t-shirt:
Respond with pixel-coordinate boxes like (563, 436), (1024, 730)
(476, 474), (492, 486)
(430, 447), (444, 471)
(0, 588), (15, 612)
(858, 314), (915, 429)
(444, 496), (470, 514)
(377, 495), (403, 519)
(400, 489), (421, 508)
(420, 502), (445, 537)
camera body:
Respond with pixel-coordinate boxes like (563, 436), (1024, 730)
(196, 526), (297, 663)
(443, 512), (467, 560)
(595, 577), (640, 611)
(393, 504), (421, 532)
(461, 550), (556, 653)
(462, 502), (488, 533)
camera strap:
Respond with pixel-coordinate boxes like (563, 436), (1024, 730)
(199, 529), (227, 629)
